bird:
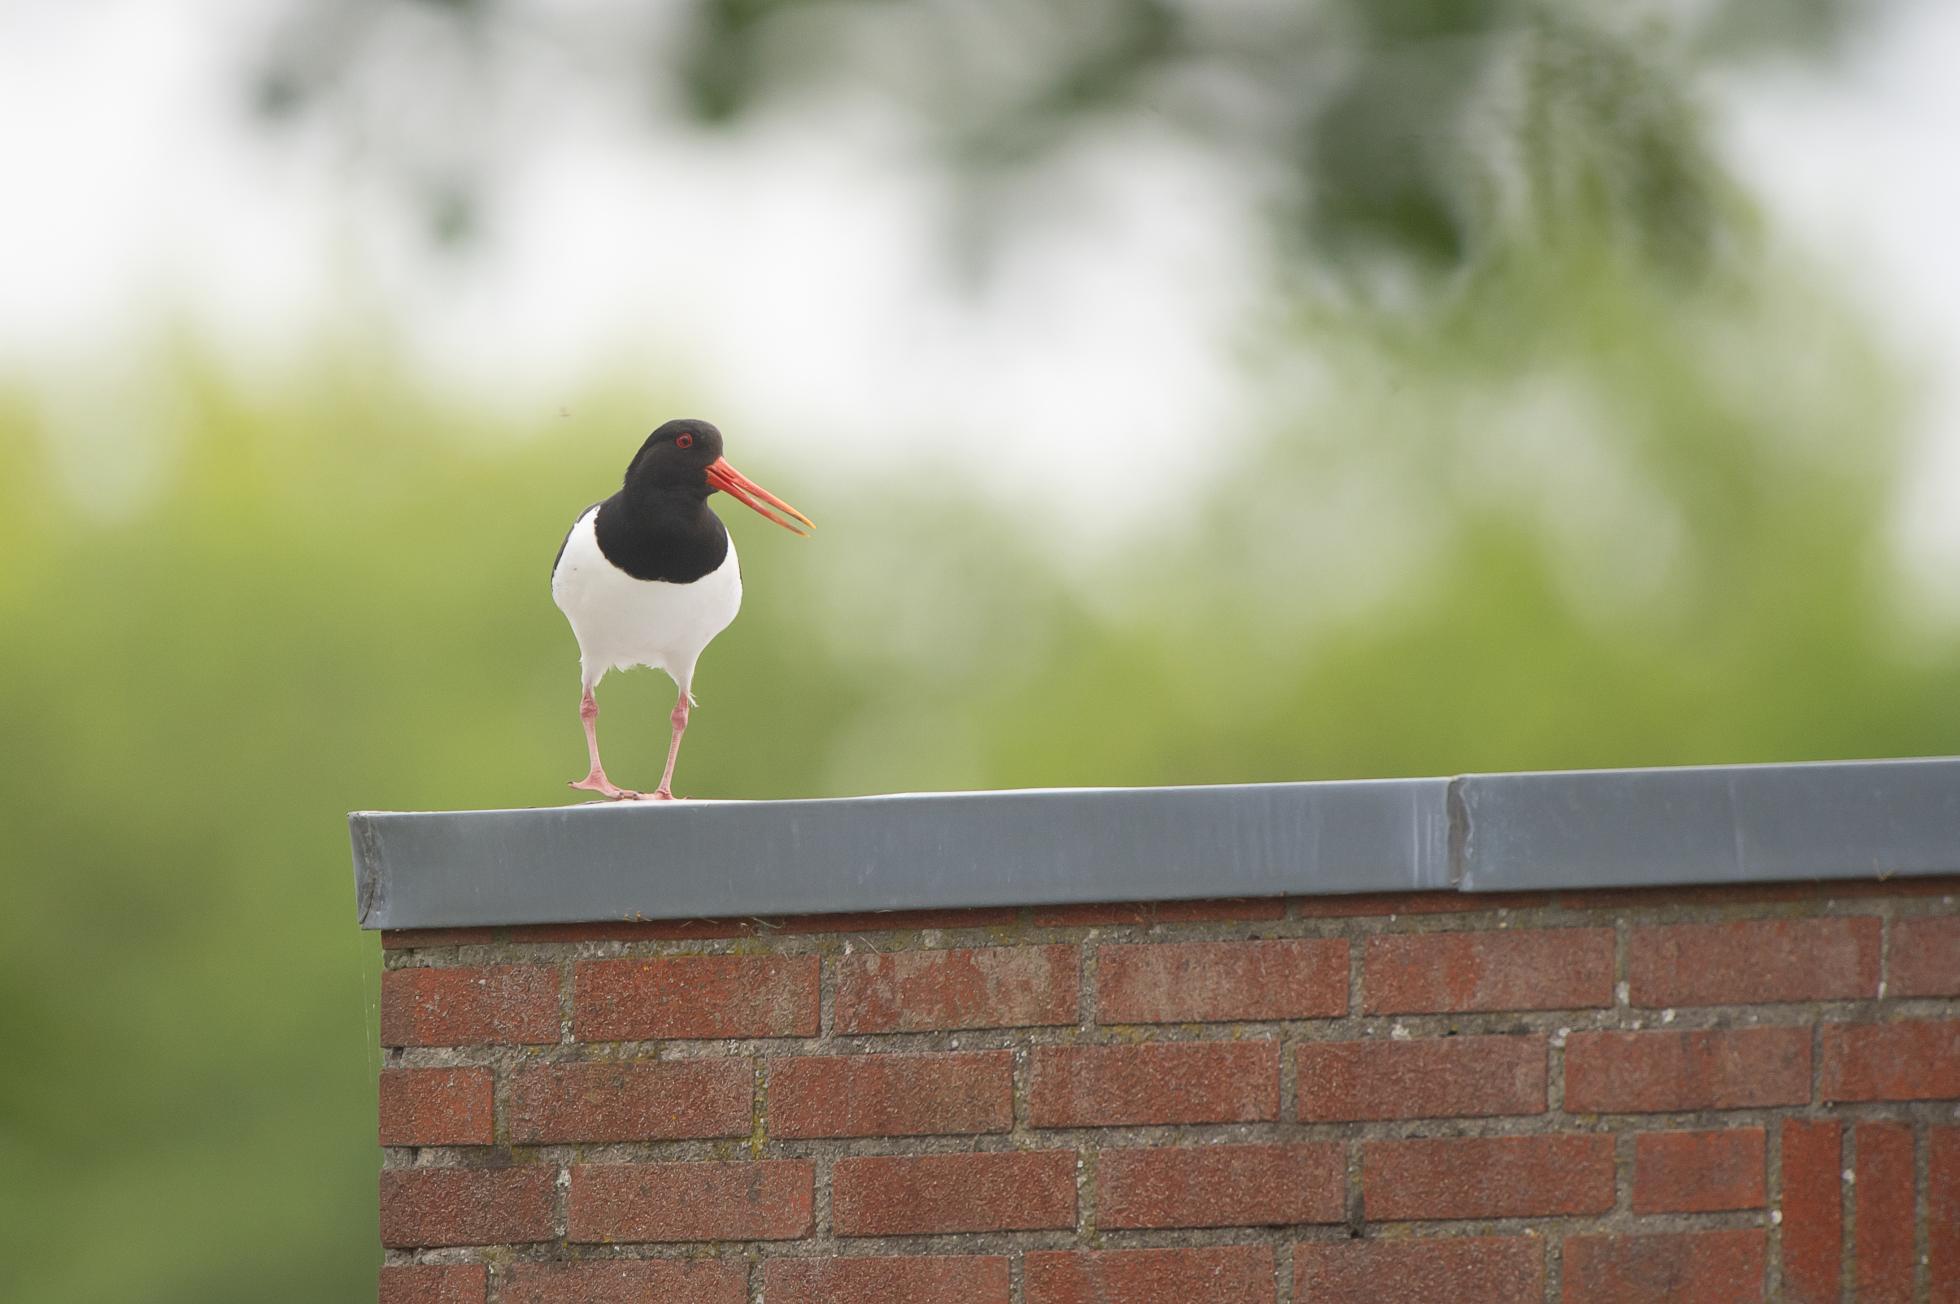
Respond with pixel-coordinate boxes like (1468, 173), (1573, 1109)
(550, 418), (812, 800)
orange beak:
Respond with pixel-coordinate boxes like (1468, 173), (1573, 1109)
(705, 457), (814, 535)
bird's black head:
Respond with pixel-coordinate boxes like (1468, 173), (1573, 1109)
(619, 417), (815, 534)
(623, 418), (724, 496)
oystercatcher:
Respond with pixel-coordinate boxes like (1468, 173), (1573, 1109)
(551, 419), (812, 800)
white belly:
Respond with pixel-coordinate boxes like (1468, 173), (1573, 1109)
(551, 506), (742, 691)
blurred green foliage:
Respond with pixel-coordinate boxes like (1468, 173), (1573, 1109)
(2, 1), (1950, 1300)
(256, 0), (1876, 276)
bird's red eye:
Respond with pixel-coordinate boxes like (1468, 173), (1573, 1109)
(675, 433), (694, 449)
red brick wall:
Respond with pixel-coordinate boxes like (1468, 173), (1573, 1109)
(376, 882), (1960, 1303)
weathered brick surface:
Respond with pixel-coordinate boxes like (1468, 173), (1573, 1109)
(1779, 1119), (1843, 1304)
(1628, 916), (1880, 1006)
(1094, 938), (1346, 1023)
(378, 1264), (487, 1304)
(1854, 1122), (1916, 1303)
(1025, 1246), (1276, 1304)
(574, 955), (819, 1040)
(831, 1152), (1077, 1236)
(508, 1059), (751, 1143)
(769, 1051), (1013, 1138)
(1362, 927), (1614, 1012)
(1892, 913), (1960, 997)
(1630, 1127), (1765, 1212)
(1296, 1035), (1544, 1121)
(1028, 1041), (1279, 1127)
(1562, 1229), (1767, 1303)
(1564, 1026), (1810, 1113)
(370, 884), (1960, 1293)
(1821, 1018), (1960, 1100)
(1293, 1236), (1546, 1304)
(1363, 1135), (1615, 1221)
(569, 1160), (814, 1242)
(380, 965), (559, 1046)
(833, 945), (1079, 1032)
(502, 1260), (748, 1304)
(379, 1167), (556, 1248)
(378, 1067), (495, 1147)
(1096, 1143), (1344, 1229)
(763, 1255), (1012, 1303)
(1932, 1127), (1960, 1303)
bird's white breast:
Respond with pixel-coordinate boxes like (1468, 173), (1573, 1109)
(551, 505), (743, 688)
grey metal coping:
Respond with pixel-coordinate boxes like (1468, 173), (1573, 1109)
(350, 756), (1960, 930)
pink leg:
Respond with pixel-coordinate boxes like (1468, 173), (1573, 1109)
(649, 692), (690, 800)
(568, 688), (639, 800)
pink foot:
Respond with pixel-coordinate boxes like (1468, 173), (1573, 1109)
(569, 772), (640, 800)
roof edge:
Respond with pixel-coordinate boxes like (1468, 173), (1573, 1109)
(350, 757), (1960, 930)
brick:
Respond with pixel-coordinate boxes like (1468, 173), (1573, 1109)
(1563, 1026), (1810, 1113)
(1095, 938), (1346, 1023)
(1779, 1120), (1844, 1304)
(569, 1160), (813, 1242)
(508, 1059), (751, 1142)
(378, 1067), (495, 1146)
(1562, 1229), (1766, 1303)
(769, 1051), (1012, 1138)
(574, 954), (819, 1040)
(831, 1151), (1076, 1236)
(1892, 914), (1960, 997)
(1854, 1122), (1915, 1303)
(379, 1264), (487, 1304)
(1631, 1128), (1765, 1212)
(1096, 1142), (1344, 1229)
(1881, 876), (1960, 896)
(764, 1255), (1011, 1303)
(378, 1167), (556, 1248)
(1031, 898), (1287, 926)
(1362, 927), (1613, 1013)
(1363, 1134), (1614, 1221)
(1629, 916), (1880, 1006)
(1296, 1034), (1545, 1122)
(379, 965), (559, 1046)
(1026, 1246), (1276, 1304)
(1933, 1127), (1960, 1303)
(1293, 1236), (1545, 1304)
(1822, 1019), (1960, 1100)
(503, 1260), (748, 1304)
(833, 945), (1078, 1032)
(1028, 1041), (1279, 1127)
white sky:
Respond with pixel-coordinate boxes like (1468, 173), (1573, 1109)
(1712, 0), (1960, 596)
(3, 0), (1957, 566)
